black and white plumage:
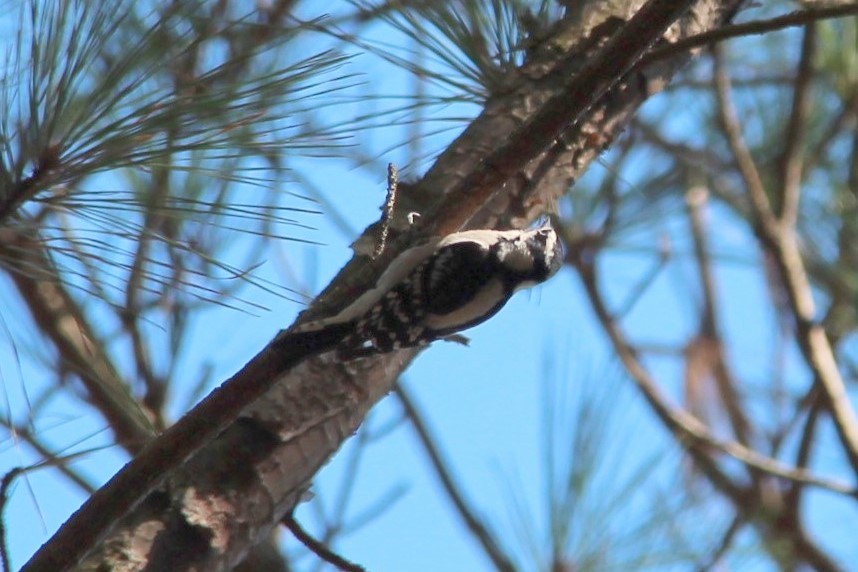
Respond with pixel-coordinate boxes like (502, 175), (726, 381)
(278, 225), (562, 360)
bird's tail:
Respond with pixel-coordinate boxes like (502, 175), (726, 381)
(271, 321), (356, 371)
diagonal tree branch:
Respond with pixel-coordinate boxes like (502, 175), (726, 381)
(395, 384), (516, 572)
(712, 47), (776, 229)
(642, 4), (858, 67)
(0, 228), (155, 454)
(685, 186), (753, 449)
(777, 23), (815, 227)
(568, 245), (854, 498)
(24, 2), (748, 570)
(424, 0), (698, 237)
(713, 45), (858, 477)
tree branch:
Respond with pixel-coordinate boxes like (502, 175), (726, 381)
(427, 0), (699, 237)
(23, 2), (749, 570)
(712, 47), (777, 229)
(642, 4), (858, 66)
(713, 41), (858, 477)
(395, 384), (516, 572)
(282, 514), (365, 572)
(685, 186), (753, 448)
(0, 229), (155, 454)
(567, 241), (855, 498)
(777, 23), (815, 227)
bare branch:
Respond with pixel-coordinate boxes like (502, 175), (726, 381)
(685, 186), (753, 448)
(1, 423), (97, 496)
(714, 34), (858, 478)
(0, 468), (25, 572)
(643, 4), (858, 66)
(395, 384), (516, 572)
(123, 165), (173, 429)
(282, 514), (366, 572)
(0, 229), (155, 453)
(783, 395), (824, 522)
(778, 24), (815, 227)
(567, 241), (856, 498)
(712, 47), (777, 230)
(694, 514), (743, 572)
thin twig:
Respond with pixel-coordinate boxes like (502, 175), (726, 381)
(0, 468), (24, 572)
(713, 42), (858, 477)
(124, 150), (174, 430)
(567, 244), (857, 498)
(783, 394), (823, 523)
(778, 24), (815, 227)
(3, 424), (97, 495)
(694, 514), (743, 572)
(282, 513), (366, 572)
(634, 120), (731, 177)
(374, 163), (398, 258)
(317, 417), (374, 547)
(0, 231), (155, 454)
(394, 384), (517, 572)
(804, 92), (858, 177)
(712, 47), (777, 229)
(642, 5), (858, 67)
(685, 186), (753, 448)
(614, 248), (669, 319)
